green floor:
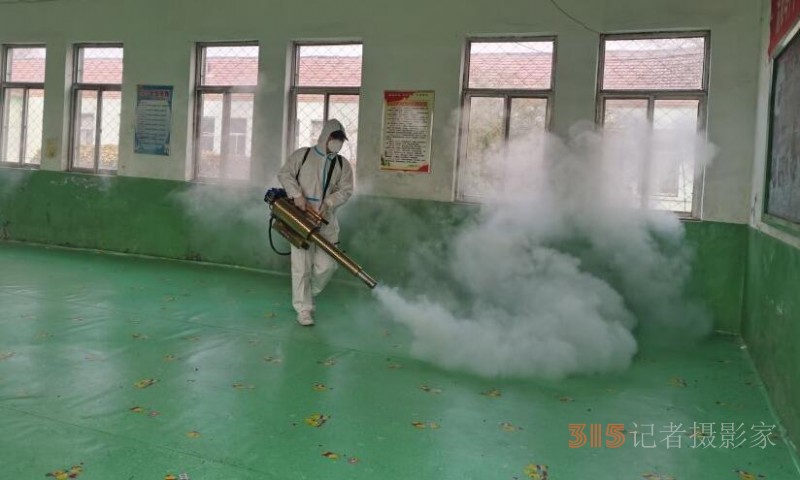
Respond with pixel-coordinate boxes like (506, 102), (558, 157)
(0, 242), (798, 480)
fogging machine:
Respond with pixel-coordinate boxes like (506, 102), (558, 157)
(264, 188), (377, 289)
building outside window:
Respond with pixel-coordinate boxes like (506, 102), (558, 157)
(457, 38), (555, 202)
(598, 32), (709, 215)
(71, 45), (124, 173)
(194, 43), (259, 181)
(289, 43), (362, 164)
(1, 45), (46, 166)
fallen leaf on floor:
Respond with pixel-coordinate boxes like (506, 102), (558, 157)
(501, 422), (520, 432)
(322, 451), (339, 460)
(130, 406), (144, 413)
(313, 383), (328, 392)
(481, 389), (502, 397)
(263, 312), (277, 319)
(232, 383), (255, 390)
(347, 457), (360, 464)
(419, 384), (443, 394)
(164, 296), (175, 302)
(558, 396), (573, 403)
(305, 413), (329, 427)
(134, 378), (157, 389)
(412, 421), (440, 429)
(164, 354), (176, 361)
(669, 377), (688, 387)
(524, 463), (548, 479)
(164, 475), (178, 480)
(45, 463), (83, 479)
(186, 431), (201, 438)
(263, 356), (283, 364)
(131, 333), (148, 339)
(149, 410), (160, 417)
(319, 359), (336, 367)
(387, 363), (402, 369)
(0, 352), (15, 361)
(735, 470), (766, 480)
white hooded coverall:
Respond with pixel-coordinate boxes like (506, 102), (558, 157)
(277, 119), (354, 315)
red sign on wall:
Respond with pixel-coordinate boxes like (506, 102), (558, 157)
(771, 0), (800, 55)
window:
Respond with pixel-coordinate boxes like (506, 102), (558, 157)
(70, 45), (124, 173)
(457, 38), (555, 201)
(289, 43), (362, 164)
(200, 116), (215, 152)
(1, 46), (46, 166)
(456, 38), (555, 201)
(194, 43), (258, 181)
(598, 33), (709, 215)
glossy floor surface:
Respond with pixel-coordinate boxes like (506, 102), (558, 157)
(0, 242), (798, 479)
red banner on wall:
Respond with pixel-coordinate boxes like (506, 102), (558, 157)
(771, 0), (800, 55)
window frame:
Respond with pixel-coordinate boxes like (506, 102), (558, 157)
(287, 41), (362, 157)
(456, 36), (557, 203)
(0, 44), (46, 168)
(68, 43), (124, 175)
(193, 41), (259, 182)
(596, 31), (711, 218)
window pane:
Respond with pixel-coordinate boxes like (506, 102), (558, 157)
(78, 47), (124, 84)
(297, 44), (362, 87)
(468, 41), (553, 90)
(25, 89), (45, 165)
(197, 93), (223, 178)
(602, 37), (705, 90)
(328, 94), (359, 163)
(602, 98), (648, 130)
(6, 47), (46, 83)
(73, 90), (98, 169)
(100, 90), (121, 170)
(461, 96), (505, 198)
(201, 45), (259, 87)
(508, 97), (547, 141)
(200, 117), (215, 152)
(1, 88), (24, 163)
(226, 93), (253, 180)
(295, 94), (325, 149)
(651, 99), (699, 213)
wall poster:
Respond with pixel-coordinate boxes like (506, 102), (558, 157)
(380, 91), (434, 173)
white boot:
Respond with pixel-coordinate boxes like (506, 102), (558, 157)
(296, 310), (314, 326)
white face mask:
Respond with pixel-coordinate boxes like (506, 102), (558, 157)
(327, 139), (344, 154)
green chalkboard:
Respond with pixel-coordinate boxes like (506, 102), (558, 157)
(767, 30), (800, 225)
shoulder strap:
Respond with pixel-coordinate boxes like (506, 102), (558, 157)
(321, 156), (340, 203)
(295, 147), (312, 184)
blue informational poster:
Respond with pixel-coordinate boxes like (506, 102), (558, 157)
(134, 85), (173, 156)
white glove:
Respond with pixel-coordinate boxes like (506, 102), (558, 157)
(320, 198), (334, 217)
(293, 196), (307, 211)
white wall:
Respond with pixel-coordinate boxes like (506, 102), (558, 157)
(0, 0), (762, 223)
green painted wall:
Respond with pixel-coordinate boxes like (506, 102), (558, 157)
(1, 169), (748, 335)
(743, 228), (800, 451)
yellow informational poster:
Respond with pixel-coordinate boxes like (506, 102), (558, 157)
(380, 91), (434, 172)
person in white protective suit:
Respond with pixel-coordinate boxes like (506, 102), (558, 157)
(277, 119), (354, 326)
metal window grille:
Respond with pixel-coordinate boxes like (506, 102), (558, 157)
(289, 43), (362, 165)
(70, 45), (124, 173)
(457, 38), (555, 202)
(597, 32), (709, 216)
(194, 43), (259, 181)
(0, 45), (46, 166)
